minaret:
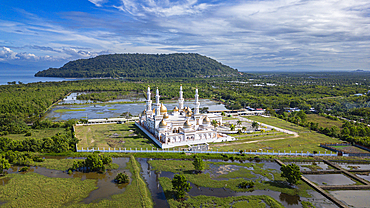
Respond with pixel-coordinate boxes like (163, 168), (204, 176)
(155, 87), (161, 116)
(146, 86), (152, 112)
(178, 85), (184, 110)
(194, 88), (200, 115)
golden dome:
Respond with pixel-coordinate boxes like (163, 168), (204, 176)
(160, 103), (167, 114)
(188, 107), (192, 112)
(159, 119), (167, 128)
(184, 120), (191, 128)
(186, 111), (192, 117)
(173, 106), (179, 112)
(163, 113), (169, 119)
(142, 109), (146, 115)
(153, 108), (155, 114)
(203, 116), (211, 124)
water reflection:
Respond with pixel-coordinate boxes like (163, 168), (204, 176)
(46, 99), (227, 121)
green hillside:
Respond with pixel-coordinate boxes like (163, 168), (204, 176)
(35, 53), (240, 78)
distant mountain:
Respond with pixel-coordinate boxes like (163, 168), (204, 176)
(35, 53), (240, 78)
(352, 69), (369, 72)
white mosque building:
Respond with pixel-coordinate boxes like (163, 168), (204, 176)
(135, 85), (234, 148)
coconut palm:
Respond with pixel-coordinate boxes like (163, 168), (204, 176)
(237, 120), (242, 127)
(211, 120), (218, 127)
(251, 121), (259, 130)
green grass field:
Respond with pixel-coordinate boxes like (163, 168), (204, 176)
(306, 114), (344, 129)
(0, 172), (97, 207)
(0, 127), (67, 140)
(75, 122), (158, 150)
(210, 116), (342, 153)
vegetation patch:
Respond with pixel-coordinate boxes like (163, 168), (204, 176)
(34, 158), (84, 171)
(159, 176), (284, 208)
(54, 109), (86, 113)
(149, 159), (312, 197)
(0, 172), (97, 207)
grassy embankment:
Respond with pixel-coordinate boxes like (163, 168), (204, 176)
(75, 122), (157, 150)
(0, 127), (67, 140)
(150, 159), (313, 207)
(210, 116), (342, 153)
(306, 114), (344, 129)
(0, 156), (152, 207)
(33, 158), (118, 170)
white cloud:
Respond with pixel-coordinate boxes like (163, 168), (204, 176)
(88, 0), (105, 7)
(0, 47), (18, 61)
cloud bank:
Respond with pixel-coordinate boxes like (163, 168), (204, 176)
(1, 0), (369, 71)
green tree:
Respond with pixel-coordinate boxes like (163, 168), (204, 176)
(251, 121), (259, 130)
(0, 157), (11, 174)
(280, 164), (302, 185)
(192, 156), (205, 173)
(221, 111), (226, 116)
(85, 154), (104, 172)
(172, 174), (192, 199)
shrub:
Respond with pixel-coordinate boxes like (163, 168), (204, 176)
(19, 166), (29, 172)
(240, 180), (255, 188)
(114, 172), (129, 184)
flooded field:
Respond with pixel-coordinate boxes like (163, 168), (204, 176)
(46, 99), (227, 121)
(138, 158), (337, 208)
(2, 157), (131, 204)
(3, 156), (369, 207)
(304, 174), (356, 186)
(329, 190), (370, 208)
(59, 92), (147, 104)
(286, 161), (331, 171)
(335, 162), (370, 170)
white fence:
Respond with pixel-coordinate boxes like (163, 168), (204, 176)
(76, 147), (337, 157)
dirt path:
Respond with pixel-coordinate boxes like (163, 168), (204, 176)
(212, 135), (296, 147)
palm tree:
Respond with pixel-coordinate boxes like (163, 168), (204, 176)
(230, 124), (235, 131)
(237, 120), (242, 127)
(211, 120), (218, 127)
(242, 126), (247, 132)
(221, 111), (226, 116)
(251, 121), (259, 130)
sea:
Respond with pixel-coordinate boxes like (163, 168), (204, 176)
(0, 68), (76, 86)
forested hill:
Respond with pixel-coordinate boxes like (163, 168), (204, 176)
(35, 53), (240, 78)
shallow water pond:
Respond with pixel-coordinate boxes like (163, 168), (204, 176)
(329, 190), (370, 208)
(286, 162), (331, 171)
(46, 99), (227, 121)
(304, 174), (356, 186)
(335, 162), (370, 170)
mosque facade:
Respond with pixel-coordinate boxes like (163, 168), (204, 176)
(136, 86), (234, 148)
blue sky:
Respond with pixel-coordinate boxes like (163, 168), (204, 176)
(0, 0), (370, 71)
